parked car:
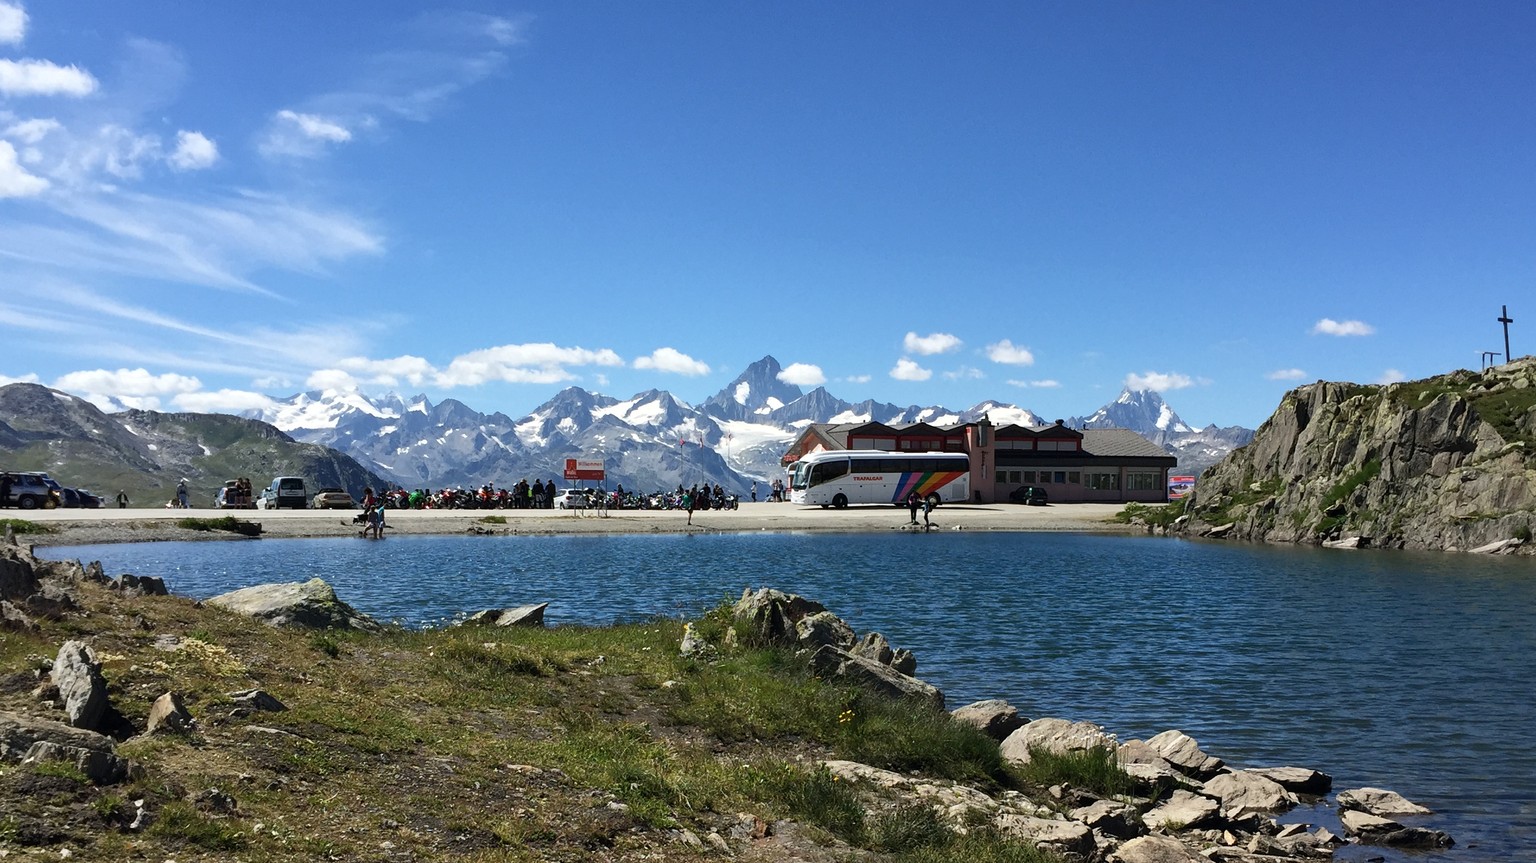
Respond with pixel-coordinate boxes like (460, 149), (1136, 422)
(57, 487), (85, 508)
(1009, 485), (1049, 506)
(2, 471), (61, 510)
(554, 489), (589, 509)
(71, 488), (104, 508)
(312, 488), (357, 509)
(256, 476), (308, 510)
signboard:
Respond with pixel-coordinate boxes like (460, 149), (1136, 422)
(563, 458), (605, 481)
(1168, 475), (1196, 500)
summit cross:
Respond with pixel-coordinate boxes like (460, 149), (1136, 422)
(1498, 305), (1514, 363)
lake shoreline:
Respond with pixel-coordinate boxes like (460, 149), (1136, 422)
(16, 501), (1138, 548)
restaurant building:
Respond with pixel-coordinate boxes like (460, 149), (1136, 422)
(780, 416), (1176, 504)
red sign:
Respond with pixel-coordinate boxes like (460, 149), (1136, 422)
(563, 458), (605, 481)
(1168, 476), (1195, 499)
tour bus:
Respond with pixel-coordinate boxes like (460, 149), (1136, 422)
(789, 450), (970, 509)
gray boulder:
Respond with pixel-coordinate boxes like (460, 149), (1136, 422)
(993, 814), (1095, 859)
(1203, 770), (1296, 816)
(1, 599), (35, 632)
(457, 603), (548, 628)
(109, 573), (169, 596)
(952, 699), (1027, 742)
(51, 640), (109, 730)
(1142, 789), (1220, 831)
(1338, 786), (1432, 816)
(207, 578), (381, 631)
(1145, 729), (1224, 778)
(0, 710), (131, 784)
(808, 644), (943, 709)
(733, 587), (827, 645)
(1115, 739), (1187, 787)
(1069, 799), (1145, 840)
(795, 610), (855, 649)
(1338, 807), (1452, 847)
(0, 544), (40, 600)
(999, 717), (1116, 766)
(144, 692), (195, 735)
(1249, 765), (1332, 796)
(228, 689), (287, 712)
(1109, 834), (1206, 863)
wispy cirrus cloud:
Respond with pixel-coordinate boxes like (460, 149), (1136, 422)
(1377, 368), (1408, 384)
(942, 366), (984, 381)
(1008, 379), (1060, 388)
(1312, 318), (1374, 337)
(903, 331), (961, 356)
(1266, 368), (1307, 381)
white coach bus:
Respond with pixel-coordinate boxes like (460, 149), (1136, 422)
(788, 450), (970, 509)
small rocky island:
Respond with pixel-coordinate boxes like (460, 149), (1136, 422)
(1176, 357), (1536, 552)
(3, 539), (1456, 861)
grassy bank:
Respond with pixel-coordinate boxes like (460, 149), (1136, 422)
(0, 575), (1130, 861)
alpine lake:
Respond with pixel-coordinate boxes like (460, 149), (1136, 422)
(42, 530), (1536, 862)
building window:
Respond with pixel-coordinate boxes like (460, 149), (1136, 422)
(1068, 471), (1080, 484)
(1022, 471), (1036, 482)
(1053, 471), (1067, 484)
(1128, 472), (1162, 491)
(1085, 472), (1120, 490)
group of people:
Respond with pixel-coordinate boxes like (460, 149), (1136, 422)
(358, 487), (387, 539)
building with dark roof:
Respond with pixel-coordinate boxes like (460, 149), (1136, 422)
(780, 416), (1176, 504)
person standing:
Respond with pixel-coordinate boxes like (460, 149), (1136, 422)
(683, 486), (695, 526)
(115, 490), (129, 509)
(906, 490), (920, 525)
(751, 481), (757, 503)
(922, 495), (934, 530)
(176, 478), (190, 509)
(0, 473), (11, 509)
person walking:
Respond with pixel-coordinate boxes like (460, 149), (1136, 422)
(0, 473), (11, 509)
(922, 495), (934, 530)
(115, 490), (129, 509)
(751, 481), (757, 503)
(906, 490), (920, 525)
(176, 478), (190, 509)
(683, 487), (695, 526)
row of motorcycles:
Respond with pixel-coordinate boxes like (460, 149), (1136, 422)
(370, 486), (740, 511)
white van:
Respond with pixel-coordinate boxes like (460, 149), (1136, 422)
(257, 476), (308, 509)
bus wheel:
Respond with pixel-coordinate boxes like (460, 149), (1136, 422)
(833, 494), (848, 509)
(925, 493), (940, 509)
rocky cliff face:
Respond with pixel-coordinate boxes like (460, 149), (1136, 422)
(1180, 358), (1536, 551)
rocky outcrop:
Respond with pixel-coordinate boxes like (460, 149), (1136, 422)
(51, 640), (109, 730)
(999, 717), (1116, 765)
(207, 578), (382, 632)
(1178, 357), (1536, 551)
(144, 692), (195, 735)
(456, 603), (548, 628)
(951, 699), (1026, 741)
(0, 711), (133, 784)
(808, 644), (944, 708)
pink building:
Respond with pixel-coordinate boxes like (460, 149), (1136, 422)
(781, 416), (1176, 504)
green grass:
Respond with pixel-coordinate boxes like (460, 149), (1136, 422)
(174, 515), (246, 533)
(1012, 745), (1137, 798)
(1113, 499), (1185, 527)
(477, 514), (507, 524)
(147, 801), (248, 851)
(0, 517), (54, 535)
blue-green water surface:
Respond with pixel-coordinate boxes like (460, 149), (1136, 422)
(42, 532), (1536, 861)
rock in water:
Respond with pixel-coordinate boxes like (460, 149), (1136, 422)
(207, 578), (382, 632)
(951, 699), (1027, 741)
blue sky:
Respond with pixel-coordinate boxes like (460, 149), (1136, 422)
(1, 2), (1532, 429)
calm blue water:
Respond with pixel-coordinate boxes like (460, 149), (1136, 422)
(43, 532), (1536, 861)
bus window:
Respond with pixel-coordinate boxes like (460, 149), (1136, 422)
(810, 459), (849, 485)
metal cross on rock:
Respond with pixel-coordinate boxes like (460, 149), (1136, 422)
(1498, 305), (1514, 363)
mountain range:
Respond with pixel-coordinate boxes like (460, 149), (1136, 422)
(240, 356), (1254, 491)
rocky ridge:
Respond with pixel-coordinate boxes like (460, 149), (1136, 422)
(1175, 357), (1536, 552)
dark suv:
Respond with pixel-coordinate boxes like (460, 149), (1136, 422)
(2, 472), (62, 509)
(1009, 485), (1049, 506)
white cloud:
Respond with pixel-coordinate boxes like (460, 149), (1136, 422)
(306, 369), (359, 391)
(3, 117), (59, 144)
(336, 355), (435, 387)
(633, 347), (709, 376)
(0, 140), (46, 196)
(1124, 371), (1194, 392)
(943, 366), (984, 381)
(0, 372), (40, 385)
(1266, 368), (1307, 381)
(903, 331), (961, 356)
(890, 358), (932, 382)
(52, 368), (202, 403)
(437, 342), (623, 387)
(985, 339), (1035, 366)
(0, 58), (97, 97)
(844, 374), (872, 384)
(777, 362), (826, 386)
(261, 110), (353, 158)
(1377, 368), (1408, 384)
(168, 130), (218, 171)
(0, 2), (26, 45)
(173, 389), (278, 413)
(1312, 318), (1375, 337)
(1008, 379), (1061, 388)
